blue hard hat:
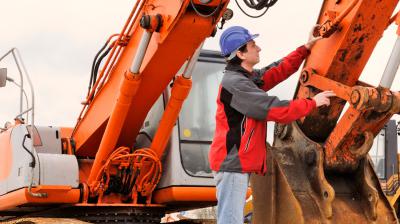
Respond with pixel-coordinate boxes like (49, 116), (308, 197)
(219, 26), (259, 59)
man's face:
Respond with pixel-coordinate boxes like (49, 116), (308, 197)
(238, 40), (261, 66)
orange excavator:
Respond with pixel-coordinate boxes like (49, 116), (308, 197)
(0, 0), (399, 223)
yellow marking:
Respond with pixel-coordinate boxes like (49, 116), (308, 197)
(183, 129), (191, 137)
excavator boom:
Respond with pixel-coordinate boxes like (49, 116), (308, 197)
(72, 0), (227, 156)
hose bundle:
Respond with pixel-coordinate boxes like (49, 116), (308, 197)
(235, 0), (278, 18)
(96, 146), (162, 204)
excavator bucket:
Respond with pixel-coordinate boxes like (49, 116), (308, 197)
(250, 122), (398, 224)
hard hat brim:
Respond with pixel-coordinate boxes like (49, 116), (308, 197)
(250, 34), (260, 40)
(225, 33), (260, 59)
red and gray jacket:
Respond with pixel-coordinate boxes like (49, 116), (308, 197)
(209, 46), (316, 174)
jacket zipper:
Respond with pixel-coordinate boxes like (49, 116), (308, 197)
(244, 129), (254, 153)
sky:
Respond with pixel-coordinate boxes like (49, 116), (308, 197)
(0, 0), (398, 130)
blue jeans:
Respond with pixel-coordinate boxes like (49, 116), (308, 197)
(214, 172), (250, 224)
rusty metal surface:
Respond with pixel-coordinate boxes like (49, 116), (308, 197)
(300, 66), (400, 171)
(251, 0), (400, 222)
(300, 68), (353, 102)
(296, 0), (399, 142)
(250, 122), (398, 224)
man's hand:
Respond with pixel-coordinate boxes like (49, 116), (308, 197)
(313, 90), (336, 107)
(305, 25), (323, 50)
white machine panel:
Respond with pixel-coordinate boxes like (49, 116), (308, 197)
(0, 125), (79, 196)
(38, 153), (79, 187)
(34, 126), (62, 154)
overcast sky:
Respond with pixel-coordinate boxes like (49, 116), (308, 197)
(0, 0), (398, 129)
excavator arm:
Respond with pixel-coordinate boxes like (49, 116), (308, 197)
(70, 0), (230, 198)
(298, 0), (400, 171)
(251, 0), (400, 223)
(72, 0), (226, 156)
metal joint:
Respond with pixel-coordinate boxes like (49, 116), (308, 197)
(140, 14), (163, 33)
(318, 20), (338, 38)
(300, 69), (310, 84)
(350, 86), (394, 112)
(349, 131), (373, 157)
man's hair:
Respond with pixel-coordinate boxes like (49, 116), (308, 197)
(227, 44), (248, 66)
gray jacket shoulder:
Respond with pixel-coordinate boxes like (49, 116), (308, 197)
(221, 70), (259, 93)
(219, 70), (286, 120)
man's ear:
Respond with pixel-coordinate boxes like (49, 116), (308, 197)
(237, 51), (246, 60)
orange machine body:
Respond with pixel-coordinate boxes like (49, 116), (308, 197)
(1, 0), (400, 222)
(0, 129), (12, 181)
(250, 0), (400, 223)
(297, 0), (400, 170)
(72, 0), (225, 156)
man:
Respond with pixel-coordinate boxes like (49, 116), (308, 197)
(208, 26), (335, 224)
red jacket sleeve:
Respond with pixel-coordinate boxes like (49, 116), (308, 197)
(266, 98), (316, 124)
(261, 45), (310, 91)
